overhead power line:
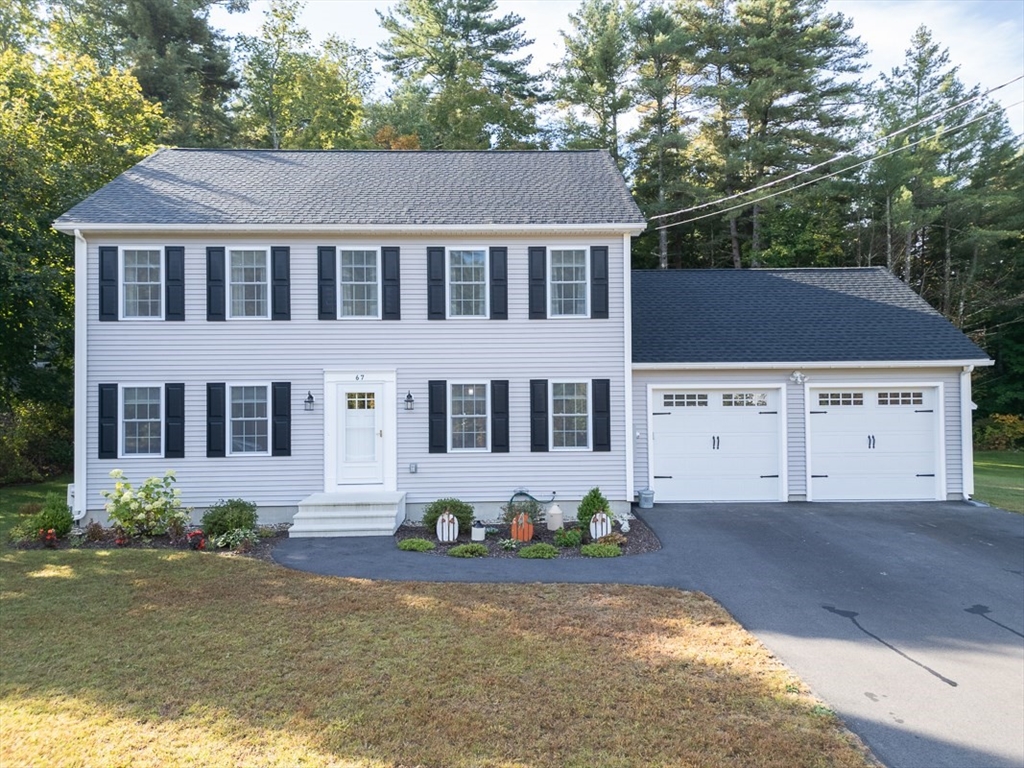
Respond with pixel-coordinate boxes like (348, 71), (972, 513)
(648, 73), (1024, 223)
(655, 99), (1024, 232)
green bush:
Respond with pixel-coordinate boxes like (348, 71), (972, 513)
(553, 527), (583, 548)
(581, 542), (621, 558)
(500, 498), (542, 524)
(422, 498), (474, 533)
(35, 493), (73, 538)
(103, 470), (189, 538)
(974, 414), (1024, 451)
(201, 498), (258, 538)
(211, 527), (260, 552)
(518, 543), (558, 559)
(447, 543), (488, 558)
(577, 487), (613, 528)
(597, 532), (628, 547)
(7, 521), (37, 544)
(398, 537), (436, 552)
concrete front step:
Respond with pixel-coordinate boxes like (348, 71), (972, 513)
(290, 491), (406, 538)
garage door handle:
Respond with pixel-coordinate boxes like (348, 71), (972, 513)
(810, 410), (827, 414)
(653, 411), (671, 416)
(916, 473), (935, 477)
(654, 475), (672, 479)
(759, 410), (777, 414)
(915, 409), (933, 413)
(812, 474), (828, 478)
(760, 474), (779, 478)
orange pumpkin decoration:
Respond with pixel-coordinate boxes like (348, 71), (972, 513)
(510, 512), (534, 542)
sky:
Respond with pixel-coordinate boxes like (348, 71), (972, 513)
(208, 0), (1024, 136)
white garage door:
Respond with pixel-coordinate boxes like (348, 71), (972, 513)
(808, 387), (941, 501)
(651, 389), (783, 502)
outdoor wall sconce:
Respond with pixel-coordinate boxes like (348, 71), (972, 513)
(304, 391), (315, 411)
(789, 371), (807, 385)
(404, 391), (415, 411)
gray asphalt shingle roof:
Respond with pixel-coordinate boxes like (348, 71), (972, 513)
(632, 268), (989, 363)
(55, 148), (645, 227)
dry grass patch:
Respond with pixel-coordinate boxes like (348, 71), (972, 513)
(1, 548), (874, 767)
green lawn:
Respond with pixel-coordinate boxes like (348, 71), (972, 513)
(0, 474), (73, 540)
(974, 451), (1024, 514)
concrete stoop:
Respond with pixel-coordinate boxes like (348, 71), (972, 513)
(290, 491), (406, 538)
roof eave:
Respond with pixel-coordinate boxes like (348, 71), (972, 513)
(53, 221), (648, 236)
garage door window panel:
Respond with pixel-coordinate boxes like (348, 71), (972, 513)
(878, 391), (924, 406)
(664, 393), (708, 407)
(723, 392), (767, 407)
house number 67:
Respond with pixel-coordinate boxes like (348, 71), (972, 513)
(354, 374), (364, 380)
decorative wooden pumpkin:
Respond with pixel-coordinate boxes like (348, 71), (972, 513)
(510, 512), (534, 542)
(436, 511), (459, 543)
(589, 511), (612, 540)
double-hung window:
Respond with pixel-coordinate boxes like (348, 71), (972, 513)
(121, 385), (162, 456)
(340, 249), (380, 318)
(122, 248), (163, 319)
(448, 249), (487, 317)
(229, 385), (269, 454)
(551, 381), (590, 449)
(449, 382), (489, 451)
(549, 249), (588, 317)
(229, 249), (269, 318)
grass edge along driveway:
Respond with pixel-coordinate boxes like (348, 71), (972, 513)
(974, 451), (1024, 514)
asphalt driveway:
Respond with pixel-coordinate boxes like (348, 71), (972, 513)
(274, 501), (1024, 768)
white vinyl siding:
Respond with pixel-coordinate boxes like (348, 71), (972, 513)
(449, 382), (489, 451)
(121, 385), (162, 456)
(229, 249), (269, 318)
(447, 248), (487, 317)
(122, 248), (162, 319)
(340, 249), (380, 318)
(551, 381), (590, 449)
(549, 249), (588, 317)
(229, 384), (269, 455)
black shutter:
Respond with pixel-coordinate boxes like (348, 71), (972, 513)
(165, 383), (185, 458)
(318, 246), (337, 320)
(99, 246), (118, 321)
(271, 246), (290, 321)
(591, 246), (609, 319)
(592, 378), (611, 451)
(428, 380), (447, 453)
(206, 247), (225, 321)
(489, 247), (508, 320)
(530, 379), (548, 452)
(528, 246), (546, 319)
(491, 380), (509, 453)
(98, 383), (118, 458)
(427, 247), (446, 320)
(165, 247), (185, 321)
(382, 246), (401, 320)
(271, 382), (291, 456)
(206, 383), (226, 457)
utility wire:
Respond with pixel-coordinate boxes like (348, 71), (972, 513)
(655, 99), (1024, 232)
(649, 73), (1024, 222)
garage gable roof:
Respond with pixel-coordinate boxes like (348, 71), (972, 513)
(55, 148), (645, 228)
(632, 268), (989, 364)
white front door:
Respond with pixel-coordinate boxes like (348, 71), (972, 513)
(337, 383), (384, 485)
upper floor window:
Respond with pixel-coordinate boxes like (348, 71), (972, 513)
(340, 249), (380, 318)
(449, 382), (489, 451)
(551, 381), (590, 449)
(229, 384), (269, 454)
(229, 249), (269, 318)
(121, 385), (162, 455)
(122, 249), (163, 319)
(550, 249), (588, 317)
(448, 249), (487, 317)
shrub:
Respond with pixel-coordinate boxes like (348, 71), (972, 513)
(84, 521), (106, 542)
(447, 543), (488, 558)
(500, 498), (543, 524)
(597, 532), (628, 547)
(518, 543), (558, 559)
(7, 521), (37, 545)
(422, 498), (474, 533)
(498, 538), (519, 551)
(201, 498), (258, 538)
(211, 527), (259, 552)
(398, 537), (436, 552)
(974, 414), (1024, 451)
(34, 493), (73, 538)
(102, 470), (189, 538)
(577, 487), (613, 528)
(0, 399), (73, 486)
(554, 527), (583, 548)
(581, 542), (621, 558)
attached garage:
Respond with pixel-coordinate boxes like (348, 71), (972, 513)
(807, 385), (943, 501)
(651, 387), (784, 502)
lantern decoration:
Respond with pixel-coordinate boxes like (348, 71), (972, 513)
(545, 503), (564, 531)
(589, 511), (612, 540)
(436, 510), (459, 543)
(511, 512), (534, 542)
(471, 521), (486, 542)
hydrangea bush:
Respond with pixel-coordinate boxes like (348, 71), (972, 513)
(101, 469), (189, 538)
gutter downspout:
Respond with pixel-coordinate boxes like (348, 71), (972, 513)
(960, 365), (975, 500)
(72, 229), (88, 520)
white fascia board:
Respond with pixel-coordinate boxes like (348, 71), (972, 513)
(632, 359), (993, 370)
(72, 229), (88, 519)
(53, 222), (648, 237)
(622, 232), (634, 499)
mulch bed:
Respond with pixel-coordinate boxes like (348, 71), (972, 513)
(395, 511), (661, 558)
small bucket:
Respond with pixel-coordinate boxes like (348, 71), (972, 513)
(637, 488), (655, 509)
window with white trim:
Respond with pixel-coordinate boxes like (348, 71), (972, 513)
(450, 383), (488, 450)
(122, 386), (162, 455)
(819, 392), (863, 406)
(229, 249), (269, 318)
(122, 249), (162, 318)
(549, 249), (588, 317)
(552, 381), (589, 449)
(878, 391), (924, 406)
(664, 393), (708, 407)
(229, 385), (269, 454)
(448, 249), (487, 317)
(340, 249), (380, 318)
(723, 392), (767, 407)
